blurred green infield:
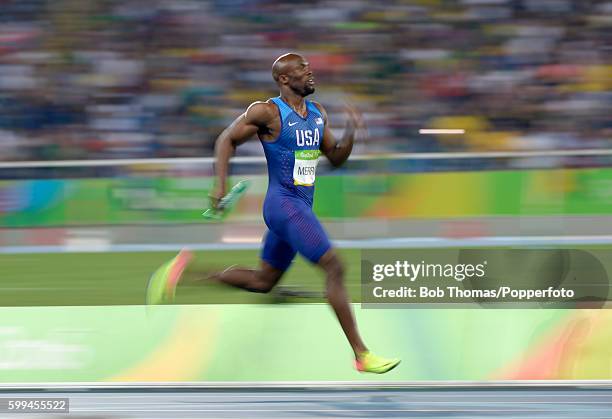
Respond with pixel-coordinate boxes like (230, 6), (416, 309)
(0, 249), (361, 307)
(3, 245), (606, 307)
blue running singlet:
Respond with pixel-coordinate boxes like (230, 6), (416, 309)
(260, 96), (331, 270)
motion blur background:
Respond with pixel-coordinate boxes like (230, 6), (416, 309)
(0, 0), (610, 163)
(1, 0), (612, 384)
(1, 0), (611, 240)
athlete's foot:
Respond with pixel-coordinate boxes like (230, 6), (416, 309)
(355, 351), (401, 374)
(146, 249), (194, 305)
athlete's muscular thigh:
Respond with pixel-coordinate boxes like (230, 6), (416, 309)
(284, 206), (332, 265)
(261, 228), (297, 272)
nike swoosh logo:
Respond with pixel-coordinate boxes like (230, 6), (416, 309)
(288, 122), (298, 126)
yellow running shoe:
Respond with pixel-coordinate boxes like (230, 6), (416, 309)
(146, 249), (193, 305)
(355, 351), (401, 374)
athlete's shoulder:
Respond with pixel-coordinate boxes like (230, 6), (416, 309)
(244, 100), (278, 126)
(309, 100), (328, 122)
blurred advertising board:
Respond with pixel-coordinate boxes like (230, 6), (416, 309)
(1, 168), (611, 227)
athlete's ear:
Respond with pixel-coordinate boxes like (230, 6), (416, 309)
(278, 74), (289, 84)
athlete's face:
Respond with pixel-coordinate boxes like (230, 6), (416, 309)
(288, 60), (315, 97)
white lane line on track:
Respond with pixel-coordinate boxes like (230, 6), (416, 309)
(3, 234), (612, 254)
(4, 379), (612, 388)
(68, 408), (612, 412)
(64, 396), (612, 406)
(63, 393), (612, 403)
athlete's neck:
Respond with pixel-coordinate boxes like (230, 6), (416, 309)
(280, 92), (307, 117)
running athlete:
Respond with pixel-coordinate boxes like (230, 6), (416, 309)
(149, 53), (400, 374)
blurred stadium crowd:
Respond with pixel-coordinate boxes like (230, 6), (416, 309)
(0, 0), (610, 163)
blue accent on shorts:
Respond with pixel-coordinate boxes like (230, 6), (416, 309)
(261, 196), (331, 271)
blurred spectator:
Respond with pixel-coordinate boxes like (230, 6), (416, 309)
(0, 0), (609, 165)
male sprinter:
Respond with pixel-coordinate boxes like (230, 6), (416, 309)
(149, 53), (399, 374)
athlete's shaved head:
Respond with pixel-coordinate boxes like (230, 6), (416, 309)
(272, 53), (303, 82)
(272, 53), (315, 96)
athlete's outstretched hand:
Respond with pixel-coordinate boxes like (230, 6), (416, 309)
(343, 102), (367, 143)
(320, 100), (366, 167)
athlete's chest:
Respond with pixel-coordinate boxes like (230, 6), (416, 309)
(280, 114), (324, 149)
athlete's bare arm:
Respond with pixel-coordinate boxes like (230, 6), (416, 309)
(210, 102), (276, 206)
(315, 102), (363, 168)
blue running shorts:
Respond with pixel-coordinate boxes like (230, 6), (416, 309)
(261, 196), (331, 271)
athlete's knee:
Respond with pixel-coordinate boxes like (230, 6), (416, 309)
(319, 250), (345, 282)
(323, 258), (346, 301)
(330, 259), (345, 280)
(250, 264), (284, 293)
